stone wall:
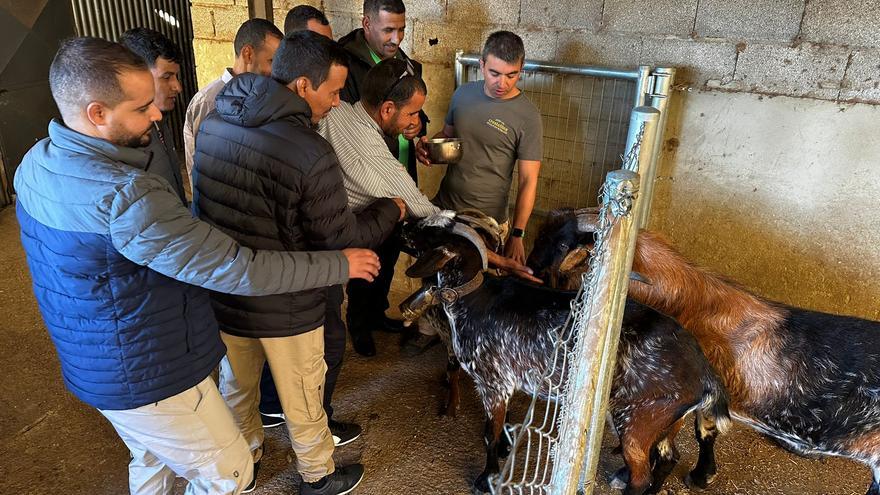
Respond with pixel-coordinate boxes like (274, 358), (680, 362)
(190, 0), (880, 318)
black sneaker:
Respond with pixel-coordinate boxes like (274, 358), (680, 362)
(300, 464), (365, 495)
(260, 411), (285, 428)
(400, 332), (440, 357)
(242, 460), (261, 493)
(378, 316), (406, 333)
(329, 420), (362, 447)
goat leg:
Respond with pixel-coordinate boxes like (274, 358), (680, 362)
(475, 402), (508, 493)
(646, 422), (683, 494)
(685, 411), (721, 490)
(866, 464), (880, 495)
(440, 356), (461, 417)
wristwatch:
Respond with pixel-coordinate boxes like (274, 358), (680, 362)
(511, 228), (525, 238)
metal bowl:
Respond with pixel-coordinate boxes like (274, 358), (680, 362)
(425, 138), (463, 164)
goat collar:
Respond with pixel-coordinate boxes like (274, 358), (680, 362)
(437, 270), (484, 303)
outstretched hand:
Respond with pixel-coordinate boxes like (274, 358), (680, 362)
(343, 248), (381, 282)
(487, 251), (543, 284)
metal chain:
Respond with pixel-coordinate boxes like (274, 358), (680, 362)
(492, 127), (644, 495)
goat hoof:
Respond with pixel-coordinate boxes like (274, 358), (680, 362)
(438, 406), (457, 418)
(474, 472), (492, 493)
(610, 467), (630, 490)
(684, 472), (715, 490)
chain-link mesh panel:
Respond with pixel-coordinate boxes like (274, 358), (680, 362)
(490, 125), (645, 495)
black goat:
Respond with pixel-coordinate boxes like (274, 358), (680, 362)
(543, 208), (880, 495)
(401, 211), (730, 494)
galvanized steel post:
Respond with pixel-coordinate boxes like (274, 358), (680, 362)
(549, 170), (641, 495)
(639, 67), (676, 229)
(622, 107), (660, 229)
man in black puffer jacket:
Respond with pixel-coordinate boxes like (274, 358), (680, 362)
(193, 31), (404, 495)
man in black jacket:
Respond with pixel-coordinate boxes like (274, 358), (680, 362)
(193, 31), (405, 495)
(338, 0), (429, 356)
(120, 28), (187, 205)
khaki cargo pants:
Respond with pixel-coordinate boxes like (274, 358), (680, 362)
(219, 327), (335, 482)
(100, 376), (253, 495)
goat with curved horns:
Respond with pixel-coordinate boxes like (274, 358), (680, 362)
(401, 211), (730, 494)
(558, 209), (880, 495)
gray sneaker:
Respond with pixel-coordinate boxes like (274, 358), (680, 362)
(300, 464), (365, 495)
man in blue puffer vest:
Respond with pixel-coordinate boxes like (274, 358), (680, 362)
(13, 37), (381, 495)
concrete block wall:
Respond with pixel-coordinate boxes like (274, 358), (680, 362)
(190, 0), (880, 319)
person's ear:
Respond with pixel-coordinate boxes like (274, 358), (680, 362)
(240, 44), (254, 66)
(380, 100), (396, 119)
(292, 77), (311, 98)
(362, 14), (370, 31)
(85, 101), (108, 127)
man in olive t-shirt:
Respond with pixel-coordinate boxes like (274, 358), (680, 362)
(423, 31), (543, 265)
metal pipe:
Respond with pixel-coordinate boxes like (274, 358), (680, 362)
(454, 50), (465, 90)
(640, 67), (676, 228)
(455, 53), (642, 81)
(622, 106), (659, 228)
(549, 169), (640, 494)
(633, 65), (651, 107)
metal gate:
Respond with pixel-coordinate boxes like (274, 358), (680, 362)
(70, 0), (198, 151)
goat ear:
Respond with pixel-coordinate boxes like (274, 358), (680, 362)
(558, 246), (591, 273)
(405, 247), (458, 278)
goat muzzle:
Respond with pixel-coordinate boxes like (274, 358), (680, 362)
(399, 272), (486, 322)
(399, 284), (440, 322)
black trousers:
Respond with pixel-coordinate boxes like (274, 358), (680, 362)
(345, 226), (402, 338)
(259, 284), (347, 421)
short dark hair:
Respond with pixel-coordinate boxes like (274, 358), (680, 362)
(120, 27), (182, 66)
(364, 0), (405, 17)
(362, 58), (426, 109)
(234, 18), (283, 56)
(284, 5), (330, 35)
(481, 30), (525, 65)
(272, 30), (349, 88)
(49, 37), (149, 119)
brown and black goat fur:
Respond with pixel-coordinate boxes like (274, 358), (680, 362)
(402, 212), (730, 495)
(629, 230), (880, 495)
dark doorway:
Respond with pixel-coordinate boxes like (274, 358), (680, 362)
(0, 1), (78, 206)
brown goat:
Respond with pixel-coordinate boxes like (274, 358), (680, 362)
(627, 230), (880, 495)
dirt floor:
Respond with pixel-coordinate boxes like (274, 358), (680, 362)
(0, 204), (871, 495)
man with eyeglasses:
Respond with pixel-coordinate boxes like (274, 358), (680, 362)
(338, 0), (429, 356)
(321, 59), (438, 221)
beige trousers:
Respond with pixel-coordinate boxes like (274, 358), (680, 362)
(219, 327), (335, 482)
(100, 376), (253, 495)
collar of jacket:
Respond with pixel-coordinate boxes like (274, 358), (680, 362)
(215, 72), (313, 129)
(339, 28), (411, 67)
(47, 118), (152, 171)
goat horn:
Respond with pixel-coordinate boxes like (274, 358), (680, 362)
(576, 211), (601, 233)
(451, 222), (489, 270)
(456, 214), (503, 252)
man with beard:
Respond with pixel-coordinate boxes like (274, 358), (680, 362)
(338, 0), (430, 356)
(121, 28), (187, 204)
(14, 37), (381, 494)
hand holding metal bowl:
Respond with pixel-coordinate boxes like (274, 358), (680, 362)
(424, 138), (463, 164)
